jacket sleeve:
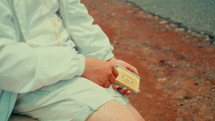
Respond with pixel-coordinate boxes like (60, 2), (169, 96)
(0, 1), (85, 93)
(0, 90), (17, 121)
(59, 0), (114, 61)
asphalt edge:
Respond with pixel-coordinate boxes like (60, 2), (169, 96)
(124, 0), (215, 45)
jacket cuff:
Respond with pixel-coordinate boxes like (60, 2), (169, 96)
(76, 54), (86, 76)
(103, 52), (114, 61)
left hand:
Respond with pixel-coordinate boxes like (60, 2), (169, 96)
(107, 57), (139, 96)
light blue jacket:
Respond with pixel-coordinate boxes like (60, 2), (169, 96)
(0, 90), (17, 121)
(0, 0), (114, 120)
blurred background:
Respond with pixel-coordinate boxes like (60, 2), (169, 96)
(82, 0), (215, 121)
(124, 0), (215, 37)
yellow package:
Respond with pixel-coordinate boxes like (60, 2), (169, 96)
(115, 65), (140, 94)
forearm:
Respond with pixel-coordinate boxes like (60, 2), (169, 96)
(0, 43), (85, 93)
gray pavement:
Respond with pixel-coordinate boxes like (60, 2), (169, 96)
(124, 0), (215, 36)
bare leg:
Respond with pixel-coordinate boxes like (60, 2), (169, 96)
(87, 100), (145, 121)
(125, 103), (145, 121)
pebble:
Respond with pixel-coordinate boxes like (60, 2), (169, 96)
(177, 96), (184, 101)
(125, 1), (131, 5)
(192, 32), (201, 37)
(159, 20), (168, 24)
(136, 13), (146, 18)
(158, 78), (167, 82)
(186, 64), (190, 67)
(146, 14), (153, 18)
(186, 30), (207, 38)
(175, 28), (185, 32)
(111, 13), (117, 17)
(198, 88), (202, 91)
(126, 10), (133, 14)
(178, 108), (186, 113)
(169, 23), (177, 28)
(160, 46), (171, 51)
(177, 53), (188, 60)
(203, 35), (210, 41)
(112, 41), (119, 45)
(161, 28), (168, 32)
(154, 16), (159, 20)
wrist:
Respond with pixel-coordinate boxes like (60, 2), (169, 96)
(107, 57), (116, 62)
(107, 57), (118, 66)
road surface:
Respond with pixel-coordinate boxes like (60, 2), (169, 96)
(124, 0), (215, 36)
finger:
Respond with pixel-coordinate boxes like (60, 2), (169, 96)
(118, 87), (128, 94)
(103, 81), (110, 88)
(127, 66), (139, 75)
(112, 67), (119, 78)
(133, 68), (139, 75)
(124, 90), (132, 96)
(113, 85), (119, 89)
(119, 61), (139, 75)
(109, 75), (116, 84)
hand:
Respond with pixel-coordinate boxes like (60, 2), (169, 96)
(82, 57), (118, 88)
(107, 57), (139, 75)
(107, 57), (140, 96)
(113, 85), (132, 96)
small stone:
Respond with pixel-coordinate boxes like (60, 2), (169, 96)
(161, 28), (168, 32)
(186, 64), (190, 67)
(136, 13), (146, 18)
(177, 53), (188, 60)
(160, 46), (171, 51)
(177, 96), (184, 101)
(113, 41), (119, 45)
(192, 32), (201, 37)
(175, 28), (185, 32)
(203, 35), (210, 41)
(172, 64), (176, 68)
(146, 14), (153, 18)
(186, 29), (192, 34)
(154, 16), (159, 20)
(126, 2), (133, 6)
(159, 20), (168, 24)
(158, 78), (167, 82)
(126, 10), (133, 14)
(111, 13), (117, 17)
(169, 23), (177, 28)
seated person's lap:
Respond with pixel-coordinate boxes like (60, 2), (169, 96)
(13, 77), (128, 121)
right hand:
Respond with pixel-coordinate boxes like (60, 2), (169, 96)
(82, 57), (119, 88)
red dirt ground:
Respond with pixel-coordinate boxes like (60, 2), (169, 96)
(82, 0), (215, 121)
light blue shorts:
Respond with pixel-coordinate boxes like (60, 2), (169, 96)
(14, 77), (128, 121)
